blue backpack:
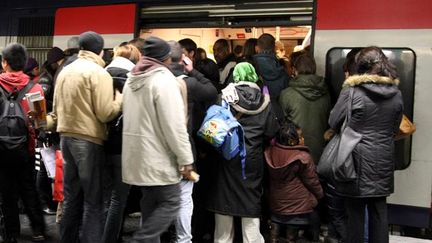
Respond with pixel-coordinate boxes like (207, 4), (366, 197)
(197, 100), (247, 179)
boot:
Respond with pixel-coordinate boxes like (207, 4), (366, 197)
(269, 222), (280, 243)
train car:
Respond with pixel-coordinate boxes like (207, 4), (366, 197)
(0, 0), (431, 236)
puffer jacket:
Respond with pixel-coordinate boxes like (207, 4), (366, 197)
(329, 74), (403, 197)
(265, 143), (323, 215)
(279, 74), (331, 163)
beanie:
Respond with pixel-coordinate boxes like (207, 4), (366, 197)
(79, 31), (104, 54)
(46, 47), (65, 65)
(24, 57), (39, 73)
(143, 36), (171, 62)
(233, 62), (259, 83)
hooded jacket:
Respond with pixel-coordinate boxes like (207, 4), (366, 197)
(329, 74), (403, 197)
(207, 82), (279, 217)
(265, 143), (323, 215)
(279, 74), (331, 163)
(122, 57), (193, 186)
(0, 71), (44, 156)
(52, 50), (122, 145)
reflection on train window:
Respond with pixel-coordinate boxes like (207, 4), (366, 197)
(325, 47), (416, 170)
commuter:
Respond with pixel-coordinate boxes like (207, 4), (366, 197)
(265, 120), (323, 243)
(128, 37), (146, 55)
(233, 45), (243, 59)
(179, 38), (220, 92)
(239, 38), (257, 67)
(122, 36), (194, 243)
(207, 62), (279, 243)
(328, 46), (403, 243)
(253, 33), (289, 121)
(275, 40), (290, 75)
(167, 40), (218, 243)
(50, 31), (122, 243)
(102, 43), (140, 243)
(0, 43), (46, 243)
(24, 57), (40, 81)
(62, 37), (79, 67)
(279, 53), (331, 164)
(213, 39), (237, 92)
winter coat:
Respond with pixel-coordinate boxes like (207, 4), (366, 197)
(265, 143), (323, 216)
(207, 82), (279, 217)
(51, 50), (122, 145)
(104, 56), (136, 154)
(0, 71), (44, 156)
(329, 74), (403, 197)
(122, 57), (193, 186)
(217, 53), (237, 91)
(38, 71), (54, 112)
(279, 74), (331, 163)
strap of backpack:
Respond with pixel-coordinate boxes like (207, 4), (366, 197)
(17, 81), (35, 101)
(238, 124), (247, 180)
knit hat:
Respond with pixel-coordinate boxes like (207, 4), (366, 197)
(24, 57), (39, 73)
(143, 36), (171, 62)
(46, 47), (65, 65)
(233, 62), (259, 83)
(79, 31), (104, 54)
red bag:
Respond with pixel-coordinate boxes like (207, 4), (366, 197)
(53, 150), (64, 202)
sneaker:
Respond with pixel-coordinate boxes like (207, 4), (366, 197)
(32, 234), (46, 242)
(42, 207), (56, 215)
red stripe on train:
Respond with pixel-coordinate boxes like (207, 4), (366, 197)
(316, 0), (432, 30)
(54, 4), (136, 35)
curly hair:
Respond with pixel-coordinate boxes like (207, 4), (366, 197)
(276, 120), (301, 146)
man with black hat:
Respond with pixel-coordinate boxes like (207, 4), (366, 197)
(49, 31), (122, 243)
(122, 36), (194, 243)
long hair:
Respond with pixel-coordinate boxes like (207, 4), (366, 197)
(355, 46), (398, 79)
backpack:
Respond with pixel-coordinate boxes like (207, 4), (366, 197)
(0, 82), (34, 153)
(197, 99), (247, 179)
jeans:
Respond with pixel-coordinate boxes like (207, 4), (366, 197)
(174, 180), (194, 243)
(214, 214), (264, 243)
(59, 136), (104, 243)
(0, 152), (45, 238)
(130, 183), (181, 243)
(345, 197), (388, 243)
(102, 154), (130, 243)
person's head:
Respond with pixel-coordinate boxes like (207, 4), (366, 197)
(291, 52), (316, 75)
(79, 31), (104, 55)
(355, 46), (398, 79)
(275, 40), (286, 59)
(128, 37), (145, 56)
(44, 47), (65, 75)
(233, 62), (259, 83)
(276, 120), (304, 146)
(142, 36), (171, 64)
(24, 57), (40, 78)
(213, 39), (231, 64)
(178, 38), (197, 61)
(243, 38), (258, 59)
(113, 43), (141, 64)
(196, 48), (207, 62)
(1, 43), (28, 72)
(167, 40), (183, 64)
(233, 45), (243, 58)
(343, 48), (362, 78)
(257, 33), (275, 53)
(64, 36), (80, 56)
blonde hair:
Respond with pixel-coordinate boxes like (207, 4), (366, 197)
(113, 44), (140, 64)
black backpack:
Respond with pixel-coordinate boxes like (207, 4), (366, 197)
(0, 82), (34, 153)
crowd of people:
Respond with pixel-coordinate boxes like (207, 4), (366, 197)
(0, 30), (403, 243)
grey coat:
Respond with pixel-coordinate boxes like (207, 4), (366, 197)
(329, 74), (403, 197)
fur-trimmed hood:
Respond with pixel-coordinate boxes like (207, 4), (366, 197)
(343, 74), (400, 98)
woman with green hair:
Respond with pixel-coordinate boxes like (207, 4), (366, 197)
(207, 62), (279, 243)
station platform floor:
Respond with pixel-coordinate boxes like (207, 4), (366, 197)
(2, 214), (431, 243)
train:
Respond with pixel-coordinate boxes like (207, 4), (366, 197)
(0, 0), (431, 234)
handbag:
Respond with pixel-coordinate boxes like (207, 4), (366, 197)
(395, 114), (416, 140)
(318, 87), (362, 182)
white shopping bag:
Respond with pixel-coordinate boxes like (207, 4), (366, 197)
(40, 146), (56, 179)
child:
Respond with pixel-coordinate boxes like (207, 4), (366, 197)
(265, 120), (323, 243)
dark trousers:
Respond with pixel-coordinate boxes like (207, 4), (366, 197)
(0, 152), (45, 238)
(59, 136), (104, 243)
(130, 183), (181, 243)
(325, 183), (346, 242)
(345, 197), (388, 243)
(36, 161), (56, 210)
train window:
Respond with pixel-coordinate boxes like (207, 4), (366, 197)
(325, 47), (416, 170)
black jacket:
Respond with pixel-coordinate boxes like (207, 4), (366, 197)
(195, 58), (220, 92)
(329, 74), (403, 197)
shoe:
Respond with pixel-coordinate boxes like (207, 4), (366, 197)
(32, 234), (46, 242)
(42, 207), (56, 215)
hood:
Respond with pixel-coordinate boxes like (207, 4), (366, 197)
(0, 71), (30, 92)
(168, 62), (185, 77)
(289, 74), (328, 101)
(127, 65), (168, 92)
(131, 56), (166, 75)
(265, 143), (311, 169)
(106, 67), (128, 92)
(229, 82), (270, 115)
(106, 56), (135, 71)
(343, 74), (400, 98)
(78, 50), (105, 67)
